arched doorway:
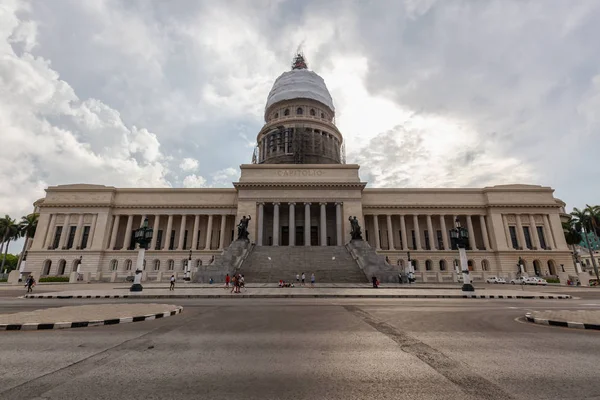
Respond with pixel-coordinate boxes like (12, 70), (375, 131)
(439, 260), (447, 271)
(57, 259), (66, 275)
(425, 260), (433, 271)
(481, 259), (490, 271)
(453, 259), (460, 272)
(109, 259), (118, 271)
(125, 259), (132, 271)
(533, 259), (542, 276)
(467, 259), (475, 271)
(42, 259), (52, 275)
(71, 258), (81, 274)
(412, 260), (419, 271)
(547, 260), (557, 276)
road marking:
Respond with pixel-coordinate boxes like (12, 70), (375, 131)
(344, 305), (515, 400)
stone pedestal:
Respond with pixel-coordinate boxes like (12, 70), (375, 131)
(346, 240), (398, 283)
(156, 271), (163, 282)
(578, 272), (590, 286)
(110, 272), (118, 282)
(193, 240), (251, 283)
(8, 270), (20, 285)
(69, 271), (78, 283)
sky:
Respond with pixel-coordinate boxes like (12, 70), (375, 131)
(1, 0), (600, 251)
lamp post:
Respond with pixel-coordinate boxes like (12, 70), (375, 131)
(184, 249), (192, 281)
(130, 217), (153, 292)
(450, 217), (474, 292)
(406, 251), (414, 284)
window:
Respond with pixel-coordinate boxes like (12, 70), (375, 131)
(154, 260), (160, 271)
(482, 259), (489, 271)
(413, 260), (419, 271)
(181, 260), (187, 271)
(66, 226), (76, 249)
(467, 259), (474, 271)
(80, 226), (90, 249)
(196, 230), (201, 250)
(320, 112), (325, 118)
(183, 230), (188, 250)
(437, 230), (444, 250)
(110, 259), (118, 271)
(128, 230), (136, 250)
(284, 109), (290, 116)
(537, 226), (547, 249)
(169, 230), (176, 250)
(168, 260), (175, 270)
(196, 259), (203, 268)
(52, 226), (62, 249)
(425, 260), (433, 271)
(509, 226), (519, 249)
(274, 112), (278, 118)
(411, 230), (417, 250)
(310, 108), (315, 116)
(523, 226), (533, 249)
(125, 259), (132, 270)
(58, 260), (66, 275)
(424, 230), (431, 250)
(296, 107), (303, 115)
(155, 230), (163, 250)
(439, 260), (446, 271)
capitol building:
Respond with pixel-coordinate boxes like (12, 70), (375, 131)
(24, 55), (575, 283)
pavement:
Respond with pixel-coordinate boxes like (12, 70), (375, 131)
(525, 309), (600, 330)
(0, 303), (183, 331)
(1, 296), (600, 400)
(20, 286), (572, 299)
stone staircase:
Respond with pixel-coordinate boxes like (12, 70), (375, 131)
(239, 246), (368, 283)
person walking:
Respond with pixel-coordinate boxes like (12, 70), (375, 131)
(230, 274), (237, 293)
(169, 275), (175, 291)
(296, 273), (300, 284)
(25, 275), (35, 293)
(240, 274), (246, 291)
(372, 276), (379, 288)
(310, 273), (315, 288)
(301, 272), (306, 287)
(225, 273), (230, 290)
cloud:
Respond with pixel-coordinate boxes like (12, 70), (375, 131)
(182, 174), (207, 188)
(179, 158), (199, 172)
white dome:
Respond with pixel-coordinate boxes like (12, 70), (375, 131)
(265, 69), (335, 113)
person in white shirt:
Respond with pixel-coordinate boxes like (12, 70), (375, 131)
(169, 275), (175, 291)
(301, 273), (306, 286)
(296, 273), (300, 283)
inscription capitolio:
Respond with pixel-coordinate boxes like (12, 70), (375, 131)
(277, 169), (324, 177)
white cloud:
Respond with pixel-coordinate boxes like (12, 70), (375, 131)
(182, 174), (207, 188)
(210, 167), (239, 187)
(179, 158), (199, 172)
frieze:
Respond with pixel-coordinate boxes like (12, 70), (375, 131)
(506, 215), (516, 223)
(277, 169), (324, 177)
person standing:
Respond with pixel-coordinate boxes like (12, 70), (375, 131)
(225, 273), (230, 289)
(230, 274), (237, 293)
(240, 274), (246, 291)
(296, 273), (300, 284)
(310, 273), (315, 288)
(169, 275), (175, 291)
(301, 272), (306, 287)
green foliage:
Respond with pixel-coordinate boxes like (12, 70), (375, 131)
(1, 254), (18, 271)
(39, 276), (70, 283)
(545, 278), (560, 284)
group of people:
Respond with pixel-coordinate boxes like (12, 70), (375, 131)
(294, 272), (315, 288)
(224, 273), (245, 293)
(24, 275), (36, 292)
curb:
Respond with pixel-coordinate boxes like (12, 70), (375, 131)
(0, 306), (183, 331)
(23, 293), (571, 300)
(525, 312), (600, 331)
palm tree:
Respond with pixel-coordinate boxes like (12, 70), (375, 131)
(585, 204), (600, 241)
(0, 216), (19, 271)
(16, 213), (39, 272)
(572, 207), (600, 281)
(563, 217), (583, 268)
(0, 215), (14, 262)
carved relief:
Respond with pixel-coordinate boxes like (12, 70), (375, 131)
(506, 215), (516, 224)
(534, 215), (544, 224)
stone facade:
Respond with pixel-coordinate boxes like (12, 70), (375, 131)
(21, 56), (576, 282)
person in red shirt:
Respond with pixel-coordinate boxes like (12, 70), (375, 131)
(225, 273), (230, 289)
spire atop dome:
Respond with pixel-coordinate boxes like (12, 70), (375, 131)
(291, 52), (308, 70)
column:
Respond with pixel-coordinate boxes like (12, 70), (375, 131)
(44, 214), (57, 249)
(529, 214), (541, 249)
(88, 214), (98, 248)
(413, 214), (422, 250)
(479, 215), (491, 250)
(163, 215), (173, 251)
(205, 215), (213, 250)
(502, 215), (512, 248)
(304, 203), (311, 246)
(289, 203), (296, 246)
(58, 214), (71, 249)
(139, 215), (147, 227)
(108, 215), (120, 250)
(440, 215), (449, 250)
(400, 215), (407, 251)
(386, 214), (395, 250)
(123, 215), (134, 250)
(544, 214), (557, 249)
(336, 203), (343, 246)
(191, 215), (199, 250)
(219, 214), (227, 249)
(272, 203), (280, 246)
(257, 203), (264, 246)
(466, 215), (477, 250)
(516, 215), (526, 249)
(320, 203), (327, 246)
(426, 214), (435, 250)
(74, 214), (84, 249)
(178, 215), (187, 250)
(151, 215), (161, 250)
(373, 215), (381, 250)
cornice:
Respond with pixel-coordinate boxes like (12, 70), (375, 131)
(362, 203), (561, 210)
(233, 182), (366, 189)
(39, 203), (237, 209)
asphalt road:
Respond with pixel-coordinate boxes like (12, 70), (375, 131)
(1, 295), (600, 400)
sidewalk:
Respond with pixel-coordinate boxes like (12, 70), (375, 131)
(23, 286), (572, 300)
(0, 303), (183, 331)
(525, 310), (600, 331)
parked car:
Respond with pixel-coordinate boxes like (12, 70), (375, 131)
(510, 277), (527, 285)
(486, 276), (506, 284)
(529, 277), (548, 286)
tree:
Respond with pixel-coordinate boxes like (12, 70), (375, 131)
(0, 216), (19, 271)
(585, 204), (600, 239)
(563, 217), (583, 269)
(16, 213), (38, 272)
(1, 254), (19, 272)
(571, 207), (600, 281)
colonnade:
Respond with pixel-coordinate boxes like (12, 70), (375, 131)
(42, 213), (98, 250)
(256, 202), (343, 246)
